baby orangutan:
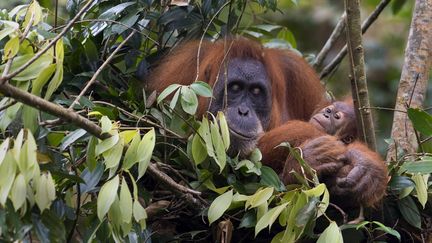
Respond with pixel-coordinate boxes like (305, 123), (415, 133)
(310, 100), (379, 223)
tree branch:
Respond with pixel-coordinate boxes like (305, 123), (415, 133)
(313, 12), (346, 69)
(386, 0), (432, 160)
(320, 0), (391, 79)
(344, 0), (377, 150)
(0, 0), (96, 84)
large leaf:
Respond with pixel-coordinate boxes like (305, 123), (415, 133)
(208, 189), (233, 224)
(246, 187), (274, 209)
(407, 108), (432, 137)
(59, 129), (87, 151)
(255, 203), (288, 236)
(317, 221), (343, 243)
(97, 175), (119, 220)
(137, 129), (156, 179)
(397, 196), (421, 229)
(401, 158), (432, 174)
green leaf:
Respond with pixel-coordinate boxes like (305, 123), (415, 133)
(208, 189), (233, 224)
(0, 152), (16, 205)
(119, 178), (133, 223)
(317, 187), (329, 218)
(199, 119), (215, 158)
(10, 174), (26, 211)
(133, 200), (147, 229)
(137, 129), (155, 179)
(317, 221), (343, 243)
(0, 53), (53, 81)
(24, 0), (42, 26)
(0, 20), (19, 41)
(401, 158), (432, 174)
(372, 221), (401, 240)
(59, 129), (87, 151)
(277, 28), (297, 49)
(260, 166), (286, 192)
(210, 122), (226, 173)
(86, 137), (98, 171)
(122, 132), (141, 169)
(3, 36), (19, 60)
(35, 172), (56, 212)
(157, 84), (180, 103)
(255, 203), (288, 236)
(22, 105), (38, 134)
(190, 81), (212, 97)
(412, 174), (428, 208)
(389, 175), (415, 191)
(397, 196), (421, 229)
(246, 187), (274, 209)
(31, 63), (56, 95)
(169, 88), (181, 109)
(97, 175), (119, 220)
(303, 184), (326, 197)
(407, 108), (432, 137)
(119, 130), (138, 144)
(95, 132), (119, 156)
(191, 133), (207, 165)
(0, 138), (10, 167)
(217, 112), (230, 150)
(103, 138), (124, 169)
(296, 197), (319, 226)
(100, 116), (112, 134)
(180, 86), (198, 115)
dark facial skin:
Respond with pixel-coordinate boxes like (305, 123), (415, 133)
(309, 101), (356, 144)
(209, 58), (272, 156)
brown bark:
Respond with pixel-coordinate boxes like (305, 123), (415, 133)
(386, 0), (432, 161)
(344, 0), (377, 150)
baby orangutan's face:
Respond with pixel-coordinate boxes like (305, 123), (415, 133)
(310, 104), (347, 135)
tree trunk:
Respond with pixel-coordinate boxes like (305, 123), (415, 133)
(386, 0), (432, 161)
(344, 0), (377, 150)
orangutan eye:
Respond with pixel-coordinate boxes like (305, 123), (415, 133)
(325, 107), (332, 113)
(251, 87), (262, 95)
(334, 112), (341, 119)
(230, 83), (241, 92)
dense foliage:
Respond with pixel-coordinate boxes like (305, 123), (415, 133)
(0, 0), (430, 242)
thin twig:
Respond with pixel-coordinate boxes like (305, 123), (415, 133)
(313, 12), (346, 69)
(195, 1), (231, 81)
(329, 203), (348, 224)
(67, 158), (81, 243)
(68, 30), (137, 109)
(360, 106), (407, 113)
(320, 0), (391, 79)
(0, 0), (96, 84)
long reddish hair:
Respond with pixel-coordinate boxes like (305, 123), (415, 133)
(146, 37), (327, 130)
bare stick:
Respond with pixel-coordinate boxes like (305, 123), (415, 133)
(0, 82), (108, 139)
(386, 0), (432, 160)
(313, 12), (346, 69)
(0, 0), (96, 84)
(320, 0), (391, 79)
(68, 30), (137, 109)
(345, 0), (377, 150)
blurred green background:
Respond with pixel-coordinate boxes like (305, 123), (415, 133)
(1, 0), (430, 153)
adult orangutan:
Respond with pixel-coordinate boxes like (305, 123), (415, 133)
(146, 37), (387, 207)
